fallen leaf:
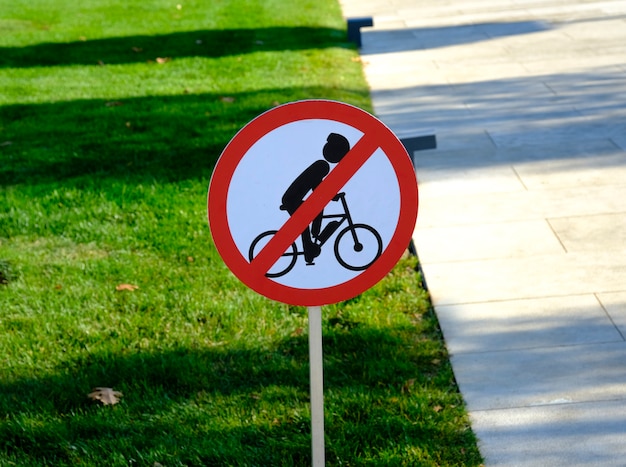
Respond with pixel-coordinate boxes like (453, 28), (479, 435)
(88, 387), (123, 405)
(125, 121), (132, 128)
(105, 101), (123, 107)
(97, 60), (105, 66)
(156, 57), (171, 64)
(220, 96), (235, 103)
(186, 256), (194, 262)
(131, 46), (143, 53)
(116, 283), (138, 291)
(433, 405), (443, 412)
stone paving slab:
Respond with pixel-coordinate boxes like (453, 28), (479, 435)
(420, 252), (626, 306)
(471, 400), (626, 467)
(414, 220), (563, 263)
(434, 295), (623, 354)
(514, 153), (626, 190)
(417, 183), (626, 228)
(612, 133), (626, 150)
(416, 166), (525, 196)
(487, 121), (625, 148)
(414, 140), (622, 171)
(412, 143), (626, 196)
(452, 341), (626, 411)
(548, 213), (626, 252)
(596, 292), (626, 337)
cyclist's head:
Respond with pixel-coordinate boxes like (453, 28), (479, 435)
(323, 133), (350, 163)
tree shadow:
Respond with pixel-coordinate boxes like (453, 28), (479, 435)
(0, 85), (369, 188)
(371, 67), (626, 158)
(0, 27), (349, 68)
(5, 68), (625, 192)
(0, 323), (476, 465)
(361, 21), (551, 55)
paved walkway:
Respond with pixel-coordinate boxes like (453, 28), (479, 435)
(339, 1), (626, 465)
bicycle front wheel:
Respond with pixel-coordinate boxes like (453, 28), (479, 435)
(248, 230), (298, 278)
(334, 224), (383, 271)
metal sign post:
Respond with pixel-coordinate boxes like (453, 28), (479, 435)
(308, 305), (325, 466)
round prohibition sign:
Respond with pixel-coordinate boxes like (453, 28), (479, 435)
(208, 100), (418, 306)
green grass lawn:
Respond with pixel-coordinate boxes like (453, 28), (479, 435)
(0, 0), (483, 465)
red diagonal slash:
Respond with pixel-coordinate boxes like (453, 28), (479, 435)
(249, 131), (379, 277)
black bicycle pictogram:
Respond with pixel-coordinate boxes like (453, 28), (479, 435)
(248, 192), (383, 278)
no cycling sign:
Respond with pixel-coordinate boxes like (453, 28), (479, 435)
(208, 100), (418, 307)
(208, 99), (419, 466)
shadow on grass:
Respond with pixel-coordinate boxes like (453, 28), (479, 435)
(0, 27), (348, 68)
(0, 323), (473, 466)
(0, 86), (369, 188)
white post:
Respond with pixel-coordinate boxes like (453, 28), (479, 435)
(308, 305), (325, 467)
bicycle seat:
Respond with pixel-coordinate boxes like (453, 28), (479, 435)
(279, 204), (287, 211)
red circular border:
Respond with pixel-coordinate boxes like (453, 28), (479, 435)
(208, 100), (418, 306)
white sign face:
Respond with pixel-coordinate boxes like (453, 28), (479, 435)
(208, 100), (418, 307)
(226, 119), (400, 289)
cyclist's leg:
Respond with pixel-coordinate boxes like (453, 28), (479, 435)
(300, 227), (320, 265)
(311, 211), (324, 240)
(286, 202), (321, 265)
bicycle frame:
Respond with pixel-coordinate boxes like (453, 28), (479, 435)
(334, 192), (363, 250)
(316, 192), (356, 247)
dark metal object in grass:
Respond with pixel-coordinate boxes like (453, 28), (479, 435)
(347, 17), (373, 48)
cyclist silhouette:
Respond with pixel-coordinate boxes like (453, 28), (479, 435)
(280, 133), (350, 265)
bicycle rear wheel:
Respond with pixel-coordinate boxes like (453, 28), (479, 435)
(248, 230), (298, 278)
(334, 224), (383, 271)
